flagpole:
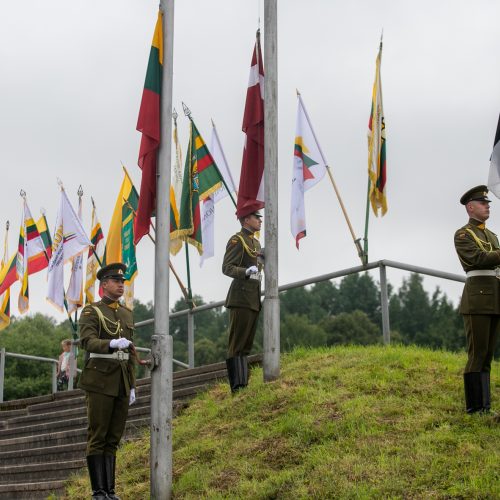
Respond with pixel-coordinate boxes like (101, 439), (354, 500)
(363, 179), (370, 265)
(90, 197), (103, 269)
(151, 2), (174, 497)
(183, 241), (194, 305)
(263, 0), (280, 382)
(296, 91), (365, 264)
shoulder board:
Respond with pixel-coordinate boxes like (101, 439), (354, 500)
(229, 233), (241, 245)
(81, 304), (96, 316)
(119, 303), (132, 312)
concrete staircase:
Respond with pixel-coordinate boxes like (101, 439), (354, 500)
(0, 355), (261, 499)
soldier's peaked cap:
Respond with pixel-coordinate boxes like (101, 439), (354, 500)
(236, 208), (263, 219)
(460, 185), (492, 205)
(97, 262), (127, 281)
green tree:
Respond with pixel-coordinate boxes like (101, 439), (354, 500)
(281, 314), (327, 351)
(389, 274), (432, 344)
(336, 273), (381, 325)
(320, 310), (381, 346)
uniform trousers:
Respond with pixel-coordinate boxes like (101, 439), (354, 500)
(463, 314), (500, 373)
(228, 307), (260, 357)
(86, 382), (129, 456)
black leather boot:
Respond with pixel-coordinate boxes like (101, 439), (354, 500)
(464, 372), (483, 414)
(86, 455), (108, 499)
(480, 372), (491, 412)
(104, 454), (120, 500)
(236, 356), (249, 387)
(226, 357), (247, 393)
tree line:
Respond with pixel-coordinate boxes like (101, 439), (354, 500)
(0, 273), (489, 401)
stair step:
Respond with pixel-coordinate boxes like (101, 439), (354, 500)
(0, 458), (86, 484)
(0, 480), (66, 499)
(0, 417), (150, 453)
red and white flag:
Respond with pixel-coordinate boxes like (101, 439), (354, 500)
(236, 31), (265, 218)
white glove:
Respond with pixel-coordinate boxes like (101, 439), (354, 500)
(129, 388), (136, 406)
(245, 265), (258, 276)
(110, 338), (131, 349)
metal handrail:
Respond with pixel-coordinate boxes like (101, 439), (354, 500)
(134, 259), (465, 325)
(1, 260), (466, 403)
(0, 349), (83, 402)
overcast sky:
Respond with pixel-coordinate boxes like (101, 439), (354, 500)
(1, 0), (500, 326)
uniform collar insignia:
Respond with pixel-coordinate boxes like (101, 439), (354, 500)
(102, 296), (119, 308)
(469, 218), (486, 230)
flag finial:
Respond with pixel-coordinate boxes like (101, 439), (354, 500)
(172, 108), (178, 123)
(77, 185), (83, 198)
(182, 102), (192, 119)
(5, 221), (9, 231)
(19, 189), (26, 199)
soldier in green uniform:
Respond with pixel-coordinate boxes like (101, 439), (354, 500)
(222, 210), (263, 392)
(78, 263), (136, 499)
(455, 185), (500, 414)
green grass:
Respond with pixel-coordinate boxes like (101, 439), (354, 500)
(64, 345), (500, 499)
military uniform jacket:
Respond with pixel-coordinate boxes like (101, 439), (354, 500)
(222, 228), (262, 312)
(454, 218), (500, 314)
(77, 296), (136, 397)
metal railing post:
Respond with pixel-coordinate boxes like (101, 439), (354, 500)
(0, 348), (5, 403)
(187, 311), (195, 369)
(379, 262), (391, 345)
(67, 343), (77, 391)
(51, 362), (57, 394)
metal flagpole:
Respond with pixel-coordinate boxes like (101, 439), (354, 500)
(296, 91), (365, 264)
(263, 0), (280, 382)
(363, 179), (370, 265)
(151, 1), (174, 498)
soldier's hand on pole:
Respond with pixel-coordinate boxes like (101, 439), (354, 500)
(129, 343), (150, 366)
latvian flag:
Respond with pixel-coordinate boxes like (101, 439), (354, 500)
(236, 31), (265, 218)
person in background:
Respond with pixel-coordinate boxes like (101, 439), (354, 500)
(56, 339), (74, 391)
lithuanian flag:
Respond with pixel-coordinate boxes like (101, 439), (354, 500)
(0, 226), (11, 331)
(0, 253), (17, 297)
(36, 214), (52, 260)
(134, 11), (163, 245)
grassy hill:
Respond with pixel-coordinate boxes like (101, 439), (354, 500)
(65, 345), (500, 499)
